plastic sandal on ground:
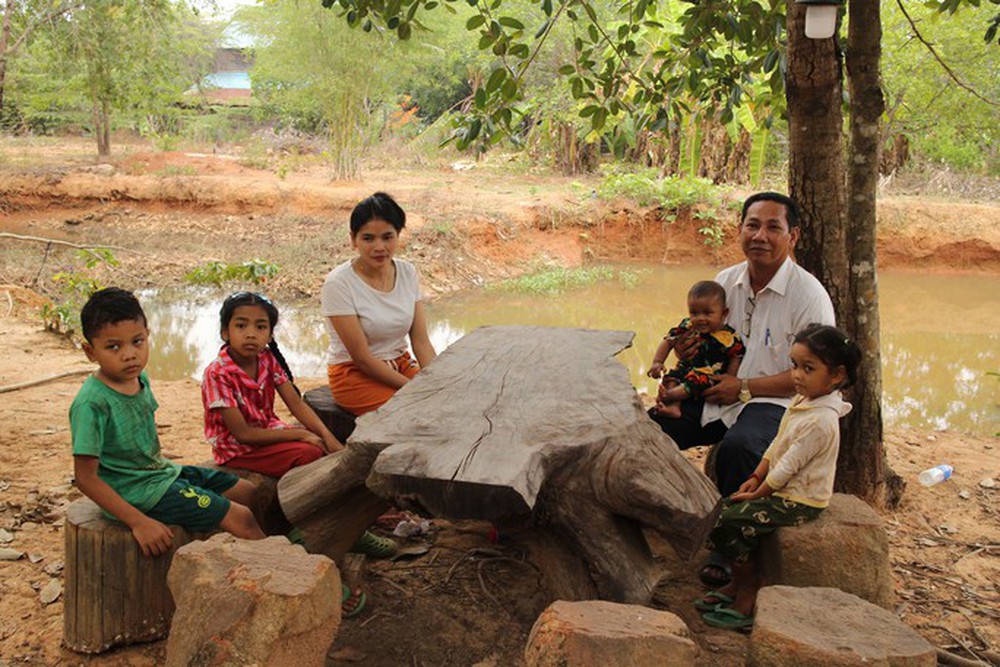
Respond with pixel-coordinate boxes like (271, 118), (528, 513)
(349, 529), (397, 558)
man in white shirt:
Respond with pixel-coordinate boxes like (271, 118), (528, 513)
(648, 192), (835, 582)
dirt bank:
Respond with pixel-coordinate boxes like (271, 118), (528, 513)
(1, 147), (998, 665)
(2, 151), (1000, 305)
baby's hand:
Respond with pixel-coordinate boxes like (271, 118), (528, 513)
(647, 362), (665, 379)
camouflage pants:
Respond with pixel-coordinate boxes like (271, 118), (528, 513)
(708, 496), (823, 563)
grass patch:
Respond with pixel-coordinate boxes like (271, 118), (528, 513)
(596, 166), (726, 209)
(488, 265), (642, 295)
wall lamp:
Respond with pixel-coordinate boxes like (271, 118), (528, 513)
(796, 0), (844, 39)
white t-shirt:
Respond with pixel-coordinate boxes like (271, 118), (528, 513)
(703, 257), (835, 427)
(320, 259), (423, 365)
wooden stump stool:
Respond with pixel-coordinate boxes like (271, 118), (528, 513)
(64, 498), (194, 653)
(200, 463), (289, 536)
(303, 386), (357, 443)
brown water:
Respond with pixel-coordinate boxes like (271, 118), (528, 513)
(140, 266), (1000, 437)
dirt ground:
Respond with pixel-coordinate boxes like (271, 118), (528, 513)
(0, 140), (998, 666)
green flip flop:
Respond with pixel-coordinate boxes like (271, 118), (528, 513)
(693, 590), (735, 612)
(702, 607), (754, 630)
(349, 530), (397, 559)
(341, 584), (367, 619)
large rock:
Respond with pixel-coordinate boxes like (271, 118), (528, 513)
(524, 600), (698, 667)
(165, 534), (341, 667)
(749, 586), (936, 667)
(759, 493), (893, 608)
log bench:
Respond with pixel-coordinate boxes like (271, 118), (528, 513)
(279, 326), (722, 605)
(64, 498), (196, 653)
(64, 467), (288, 653)
(303, 386), (358, 444)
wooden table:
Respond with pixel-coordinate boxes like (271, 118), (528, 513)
(279, 325), (721, 604)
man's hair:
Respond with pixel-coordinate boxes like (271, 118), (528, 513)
(80, 287), (147, 343)
(688, 280), (727, 307)
(741, 192), (801, 229)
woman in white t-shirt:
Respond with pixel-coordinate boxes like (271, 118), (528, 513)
(321, 192), (437, 415)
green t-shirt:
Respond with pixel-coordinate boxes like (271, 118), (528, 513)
(69, 372), (181, 512)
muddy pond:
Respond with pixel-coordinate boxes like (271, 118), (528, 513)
(140, 265), (1000, 437)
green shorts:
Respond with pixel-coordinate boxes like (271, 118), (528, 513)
(146, 466), (239, 533)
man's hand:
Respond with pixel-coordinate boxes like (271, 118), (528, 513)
(132, 516), (174, 557)
(646, 361), (665, 379)
(702, 374), (741, 405)
(672, 331), (701, 362)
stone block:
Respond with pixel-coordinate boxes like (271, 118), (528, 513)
(759, 493), (893, 608)
(165, 534), (341, 667)
(525, 600), (697, 667)
(749, 586), (935, 667)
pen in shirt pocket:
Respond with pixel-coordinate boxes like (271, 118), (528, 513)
(765, 328), (772, 346)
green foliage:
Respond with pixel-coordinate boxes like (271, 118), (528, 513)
(237, 0), (436, 177)
(596, 167), (725, 209)
(488, 265), (640, 295)
(694, 210), (726, 248)
(882, 1), (1000, 173)
(184, 259), (280, 287)
(41, 249), (120, 334)
(6, 0), (219, 156)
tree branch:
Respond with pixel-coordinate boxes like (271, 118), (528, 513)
(894, 0), (999, 108)
(5, 0), (86, 60)
(0, 232), (139, 255)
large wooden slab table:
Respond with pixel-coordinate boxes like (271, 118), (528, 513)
(278, 325), (721, 604)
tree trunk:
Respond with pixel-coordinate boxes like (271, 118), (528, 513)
(0, 0), (12, 117)
(785, 1), (849, 313)
(844, 0), (904, 507)
(94, 98), (111, 159)
(787, 0), (898, 508)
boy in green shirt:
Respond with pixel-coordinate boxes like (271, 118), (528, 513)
(70, 287), (264, 556)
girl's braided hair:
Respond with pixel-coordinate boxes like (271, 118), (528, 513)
(793, 323), (863, 388)
(219, 292), (299, 395)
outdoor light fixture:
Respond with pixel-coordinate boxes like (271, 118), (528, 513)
(796, 0), (843, 39)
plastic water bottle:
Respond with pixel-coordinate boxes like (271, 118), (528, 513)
(918, 464), (953, 487)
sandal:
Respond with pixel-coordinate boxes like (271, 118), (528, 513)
(349, 530), (397, 559)
(702, 606), (754, 630)
(693, 590), (734, 612)
(341, 584), (367, 619)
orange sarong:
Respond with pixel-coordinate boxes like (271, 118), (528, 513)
(327, 352), (419, 416)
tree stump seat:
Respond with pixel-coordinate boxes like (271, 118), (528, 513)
(303, 386), (357, 443)
(279, 326), (722, 605)
(759, 493), (893, 608)
(64, 497), (195, 653)
(199, 462), (289, 536)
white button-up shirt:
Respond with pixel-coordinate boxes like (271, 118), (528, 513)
(702, 257), (835, 427)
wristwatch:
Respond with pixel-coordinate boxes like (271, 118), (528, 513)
(739, 379), (752, 404)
